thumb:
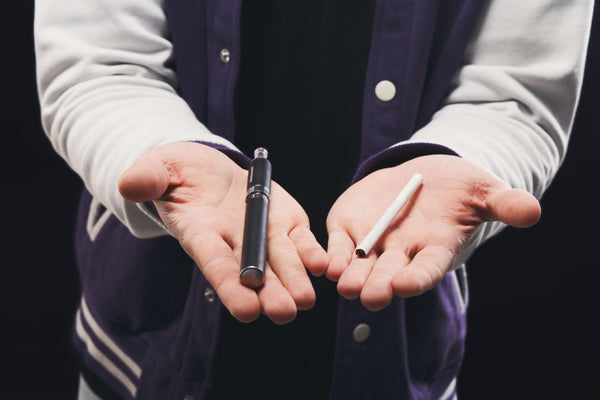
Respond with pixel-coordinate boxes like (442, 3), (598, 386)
(118, 156), (170, 203)
(485, 188), (541, 228)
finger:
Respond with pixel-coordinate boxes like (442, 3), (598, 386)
(326, 229), (355, 281)
(336, 254), (376, 300)
(118, 155), (170, 203)
(360, 248), (411, 311)
(257, 267), (298, 325)
(391, 245), (454, 297)
(485, 188), (541, 228)
(267, 232), (316, 310)
(184, 230), (261, 323)
(288, 226), (329, 277)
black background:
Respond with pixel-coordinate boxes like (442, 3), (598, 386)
(2, 3), (598, 399)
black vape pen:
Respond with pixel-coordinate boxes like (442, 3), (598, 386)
(240, 147), (272, 288)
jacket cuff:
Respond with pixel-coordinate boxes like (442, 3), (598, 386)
(199, 142), (252, 169)
(353, 142), (460, 183)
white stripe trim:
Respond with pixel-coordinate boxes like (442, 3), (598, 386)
(86, 197), (112, 242)
(76, 311), (138, 398)
(439, 378), (457, 400)
(81, 298), (142, 378)
(450, 270), (466, 313)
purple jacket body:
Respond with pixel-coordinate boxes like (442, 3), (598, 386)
(74, 1), (485, 398)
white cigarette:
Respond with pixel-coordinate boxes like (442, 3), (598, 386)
(355, 173), (423, 257)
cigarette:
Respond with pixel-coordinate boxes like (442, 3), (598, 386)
(355, 173), (423, 257)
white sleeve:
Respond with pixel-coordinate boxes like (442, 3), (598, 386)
(397, 0), (594, 266)
(34, 0), (237, 238)
(407, 0), (593, 197)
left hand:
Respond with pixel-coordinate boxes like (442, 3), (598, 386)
(118, 142), (328, 324)
(325, 154), (541, 311)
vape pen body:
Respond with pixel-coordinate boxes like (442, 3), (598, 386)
(240, 148), (271, 288)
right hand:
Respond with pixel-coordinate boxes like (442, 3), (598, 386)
(118, 142), (328, 324)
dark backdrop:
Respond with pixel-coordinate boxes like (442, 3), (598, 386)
(2, 3), (598, 399)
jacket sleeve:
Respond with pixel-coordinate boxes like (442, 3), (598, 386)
(408, 0), (593, 198)
(34, 0), (238, 238)
(358, 0), (594, 267)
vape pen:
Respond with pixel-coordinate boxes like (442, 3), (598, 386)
(240, 147), (272, 288)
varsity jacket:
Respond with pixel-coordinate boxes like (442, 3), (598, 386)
(34, 0), (593, 399)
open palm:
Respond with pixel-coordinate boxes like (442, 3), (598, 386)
(326, 154), (541, 311)
(118, 142), (328, 324)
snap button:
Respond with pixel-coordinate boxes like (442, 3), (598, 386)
(375, 80), (396, 101)
(183, 395), (194, 400)
(203, 287), (216, 303)
(220, 48), (231, 63)
(352, 323), (371, 343)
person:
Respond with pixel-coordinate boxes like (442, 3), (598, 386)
(34, 0), (594, 399)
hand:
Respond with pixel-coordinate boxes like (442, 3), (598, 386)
(118, 142), (328, 324)
(326, 154), (541, 311)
